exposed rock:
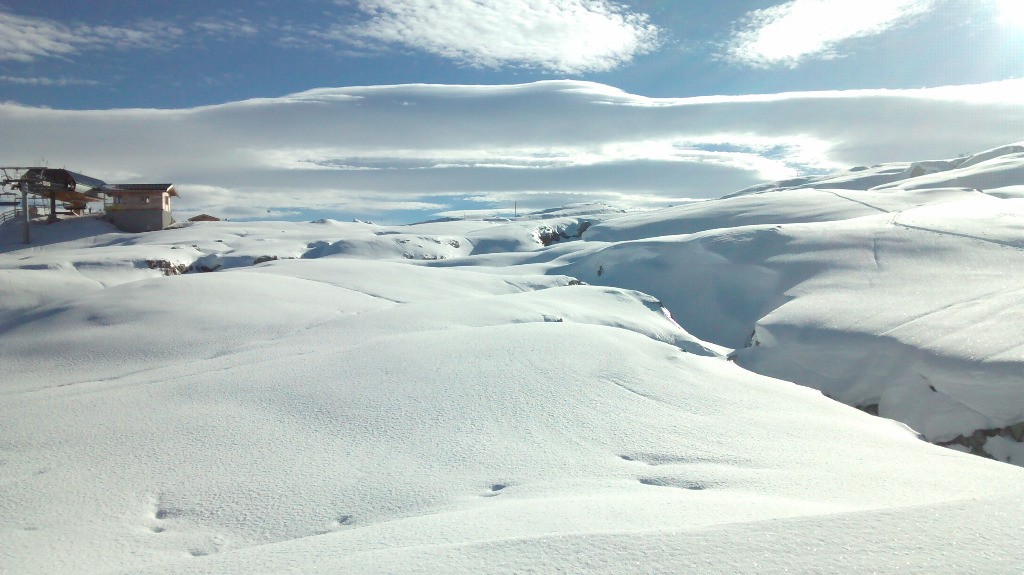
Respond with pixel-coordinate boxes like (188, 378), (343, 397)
(858, 404), (880, 416)
(253, 255), (279, 265)
(934, 422), (1024, 460)
(537, 221), (592, 246)
(146, 260), (187, 276)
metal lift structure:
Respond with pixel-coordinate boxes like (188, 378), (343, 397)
(0, 167), (106, 244)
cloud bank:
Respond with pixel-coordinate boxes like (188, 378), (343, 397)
(725, 0), (937, 68)
(2, 80), (1022, 220)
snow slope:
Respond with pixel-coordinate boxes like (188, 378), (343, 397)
(3, 143), (1024, 574)
(730, 142), (1024, 196)
(570, 143), (1024, 455)
(569, 198), (1024, 441)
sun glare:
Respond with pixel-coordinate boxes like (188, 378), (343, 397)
(994, 0), (1024, 27)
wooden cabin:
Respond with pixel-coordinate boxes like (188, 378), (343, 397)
(102, 184), (177, 232)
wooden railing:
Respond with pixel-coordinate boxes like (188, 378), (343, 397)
(0, 207), (21, 225)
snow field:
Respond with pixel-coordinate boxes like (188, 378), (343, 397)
(4, 253), (1022, 573)
(4, 141), (1024, 573)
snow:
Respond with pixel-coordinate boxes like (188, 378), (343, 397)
(4, 144), (1024, 573)
(584, 187), (990, 242)
(566, 196), (1024, 441)
(874, 152), (1024, 192)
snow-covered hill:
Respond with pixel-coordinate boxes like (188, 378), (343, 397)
(731, 143), (1024, 198)
(572, 143), (1024, 456)
(3, 142), (1024, 574)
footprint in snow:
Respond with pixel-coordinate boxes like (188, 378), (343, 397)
(483, 483), (508, 497)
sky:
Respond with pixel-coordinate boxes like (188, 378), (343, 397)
(0, 0), (1022, 222)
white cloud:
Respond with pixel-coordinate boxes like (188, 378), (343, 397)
(1, 80), (1022, 220)
(0, 75), (99, 86)
(87, 21), (185, 51)
(192, 18), (259, 37)
(725, 0), (937, 68)
(336, 0), (661, 73)
(993, 0), (1024, 27)
(0, 11), (79, 61)
(0, 4), (655, 72)
(0, 10), (263, 62)
(0, 10), (185, 61)
(173, 183), (445, 220)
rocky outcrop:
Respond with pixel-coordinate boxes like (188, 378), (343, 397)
(537, 221), (592, 246)
(854, 402), (1024, 460)
(146, 260), (188, 276)
(936, 423), (1024, 459)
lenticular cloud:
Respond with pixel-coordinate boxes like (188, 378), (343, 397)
(344, 0), (661, 73)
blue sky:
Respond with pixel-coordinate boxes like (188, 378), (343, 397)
(3, 0), (1021, 108)
(1, 1), (1022, 221)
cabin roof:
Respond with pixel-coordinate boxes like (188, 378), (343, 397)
(99, 184), (178, 196)
(1, 168), (103, 204)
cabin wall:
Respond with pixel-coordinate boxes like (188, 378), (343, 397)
(104, 191), (175, 232)
(107, 192), (171, 211)
(105, 208), (173, 233)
